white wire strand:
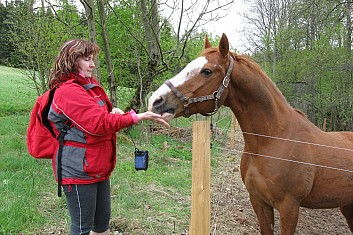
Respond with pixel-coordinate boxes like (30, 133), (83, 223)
(161, 140), (353, 174)
(213, 145), (353, 174)
(155, 122), (353, 174)
(240, 130), (353, 153)
(209, 124), (353, 153)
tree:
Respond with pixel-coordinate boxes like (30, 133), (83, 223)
(0, 2), (13, 65)
(5, 0), (235, 113)
(7, 0), (87, 94)
(345, 1), (352, 58)
(243, 0), (353, 130)
(81, 0), (102, 83)
(118, 0), (235, 112)
(6, 0), (57, 94)
(97, 0), (116, 106)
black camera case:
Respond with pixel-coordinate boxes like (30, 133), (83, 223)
(134, 150), (149, 171)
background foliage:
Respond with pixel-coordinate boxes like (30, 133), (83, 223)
(245, 0), (353, 131)
(0, 0), (352, 128)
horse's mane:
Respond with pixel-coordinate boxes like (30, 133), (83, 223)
(232, 52), (269, 78)
(201, 48), (269, 79)
(295, 108), (306, 117)
(199, 48), (316, 125)
(231, 52), (289, 101)
(234, 53), (315, 123)
(201, 48), (288, 101)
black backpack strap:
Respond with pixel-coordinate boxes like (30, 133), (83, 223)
(56, 121), (71, 197)
(43, 88), (57, 137)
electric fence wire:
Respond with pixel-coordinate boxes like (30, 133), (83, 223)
(151, 124), (353, 175)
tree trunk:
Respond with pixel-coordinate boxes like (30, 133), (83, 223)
(82, 0), (102, 83)
(346, 1), (352, 58)
(127, 0), (160, 112)
(97, 0), (116, 106)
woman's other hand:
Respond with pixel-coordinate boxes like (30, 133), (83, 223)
(110, 107), (124, 114)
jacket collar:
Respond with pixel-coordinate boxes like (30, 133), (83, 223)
(66, 73), (99, 86)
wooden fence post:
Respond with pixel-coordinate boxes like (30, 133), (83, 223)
(189, 121), (211, 235)
(323, 118), (327, 131)
(230, 113), (236, 148)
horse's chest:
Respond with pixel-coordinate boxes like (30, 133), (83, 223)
(240, 157), (294, 203)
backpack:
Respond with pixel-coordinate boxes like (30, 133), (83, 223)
(27, 87), (71, 197)
(27, 88), (70, 159)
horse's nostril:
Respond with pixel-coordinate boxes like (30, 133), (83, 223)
(153, 96), (165, 109)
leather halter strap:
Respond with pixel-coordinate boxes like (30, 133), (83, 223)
(165, 55), (234, 117)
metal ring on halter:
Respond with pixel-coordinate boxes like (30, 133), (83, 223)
(223, 76), (230, 87)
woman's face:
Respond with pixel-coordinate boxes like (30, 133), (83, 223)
(77, 54), (95, 78)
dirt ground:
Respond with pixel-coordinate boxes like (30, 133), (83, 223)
(210, 138), (351, 235)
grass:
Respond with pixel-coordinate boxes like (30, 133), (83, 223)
(0, 65), (232, 234)
(0, 65), (64, 233)
(0, 66), (38, 116)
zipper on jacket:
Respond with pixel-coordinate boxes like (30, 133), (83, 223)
(83, 158), (89, 167)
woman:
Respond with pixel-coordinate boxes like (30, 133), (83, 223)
(47, 39), (168, 235)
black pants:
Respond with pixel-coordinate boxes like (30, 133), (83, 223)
(63, 180), (111, 235)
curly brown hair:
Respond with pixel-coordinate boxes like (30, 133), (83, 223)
(48, 39), (100, 88)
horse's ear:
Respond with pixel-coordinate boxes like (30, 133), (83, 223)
(205, 34), (212, 49)
(219, 33), (229, 58)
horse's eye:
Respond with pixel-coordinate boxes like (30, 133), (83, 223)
(201, 69), (212, 76)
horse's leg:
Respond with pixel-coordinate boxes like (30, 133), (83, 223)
(249, 195), (274, 235)
(340, 203), (353, 232)
(278, 198), (300, 235)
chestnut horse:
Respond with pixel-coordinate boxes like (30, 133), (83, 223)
(148, 33), (353, 234)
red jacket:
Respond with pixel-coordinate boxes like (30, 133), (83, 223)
(48, 73), (136, 185)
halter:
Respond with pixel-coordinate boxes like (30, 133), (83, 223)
(165, 55), (234, 117)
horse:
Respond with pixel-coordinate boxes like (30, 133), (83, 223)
(148, 33), (353, 234)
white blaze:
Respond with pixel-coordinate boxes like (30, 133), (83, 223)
(148, 56), (208, 110)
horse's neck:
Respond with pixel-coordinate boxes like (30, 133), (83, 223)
(226, 63), (293, 141)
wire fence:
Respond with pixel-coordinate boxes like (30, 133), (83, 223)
(138, 106), (353, 175)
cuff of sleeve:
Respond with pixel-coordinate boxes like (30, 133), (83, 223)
(129, 110), (138, 124)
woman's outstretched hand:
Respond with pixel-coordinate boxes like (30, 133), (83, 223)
(137, 111), (170, 128)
